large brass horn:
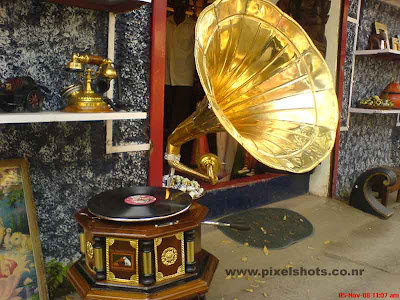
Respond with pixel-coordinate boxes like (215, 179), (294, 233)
(166, 0), (339, 184)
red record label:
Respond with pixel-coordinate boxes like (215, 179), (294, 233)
(124, 195), (157, 206)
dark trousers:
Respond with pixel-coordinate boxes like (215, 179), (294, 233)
(164, 85), (195, 166)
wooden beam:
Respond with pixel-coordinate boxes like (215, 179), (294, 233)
(148, 0), (167, 187)
(45, 0), (150, 13)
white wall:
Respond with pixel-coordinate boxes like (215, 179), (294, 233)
(309, 0), (341, 197)
(268, 0), (342, 197)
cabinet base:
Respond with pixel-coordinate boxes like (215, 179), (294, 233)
(67, 250), (218, 300)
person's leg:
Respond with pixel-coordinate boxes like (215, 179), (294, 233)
(170, 86), (194, 166)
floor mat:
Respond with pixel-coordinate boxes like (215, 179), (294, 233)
(218, 207), (314, 249)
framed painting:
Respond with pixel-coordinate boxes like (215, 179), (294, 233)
(0, 159), (48, 300)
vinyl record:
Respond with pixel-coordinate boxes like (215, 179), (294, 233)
(87, 186), (192, 222)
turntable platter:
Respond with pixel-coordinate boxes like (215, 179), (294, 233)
(87, 186), (192, 222)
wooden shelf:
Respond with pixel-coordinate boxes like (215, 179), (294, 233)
(349, 107), (400, 114)
(354, 49), (400, 60)
(45, 0), (151, 13)
(0, 111), (147, 124)
(380, 0), (400, 8)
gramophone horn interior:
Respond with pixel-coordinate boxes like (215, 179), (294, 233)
(195, 0), (339, 173)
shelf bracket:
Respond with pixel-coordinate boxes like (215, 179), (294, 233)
(106, 120), (150, 153)
(341, 0), (362, 132)
(105, 12), (150, 154)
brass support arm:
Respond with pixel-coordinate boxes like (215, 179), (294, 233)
(165, 97), (223, 184)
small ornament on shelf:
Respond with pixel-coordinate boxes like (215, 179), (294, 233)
(0, 77), (49, 113)
(380, 82), (400, 108)
(359, 95), (394, 109)
(368, 22), (390, 50)
(391, 37), (399, 51)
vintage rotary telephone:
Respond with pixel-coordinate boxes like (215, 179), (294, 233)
(63, 53), (122, 112)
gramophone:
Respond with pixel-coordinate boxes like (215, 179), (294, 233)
(67, 1), (339, 299)
(63, 53), (118, 112)
(165, 0), (339, 184)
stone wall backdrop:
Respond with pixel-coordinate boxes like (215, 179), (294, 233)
(0, 0), (151, 264)
(336, 0), (400, 199)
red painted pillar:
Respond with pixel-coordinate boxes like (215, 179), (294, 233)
(148, 0), (167, 186)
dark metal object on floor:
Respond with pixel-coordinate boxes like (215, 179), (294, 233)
(217, 207), (314, 249)
(350, 167), (397, 219)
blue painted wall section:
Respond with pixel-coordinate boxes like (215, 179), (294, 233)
(0, 0), (151, 263)
(336, 0), (400, 199)
(199, 174), (310, 220)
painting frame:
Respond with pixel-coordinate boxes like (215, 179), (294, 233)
(0, 158), (48, 300)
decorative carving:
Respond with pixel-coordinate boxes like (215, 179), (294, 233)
(154, 237), (163, 247)
(154, 232), (185, 282)
(130, 240), (138, 249)
(86, 241), (94, 259)
(85, 241), (95, 274)
(175, 233), (183, 240)
(178, 265), (185, 274)
(277, 0), (331, 58)
(161, 247), (178, 266)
